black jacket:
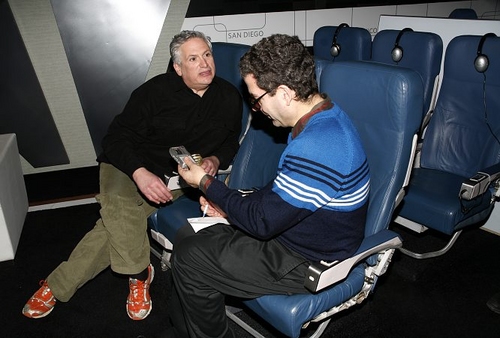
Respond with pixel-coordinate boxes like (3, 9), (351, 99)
(97, 72), (242, 178)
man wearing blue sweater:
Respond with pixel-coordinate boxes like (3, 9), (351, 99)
(168, 34), (370, 338)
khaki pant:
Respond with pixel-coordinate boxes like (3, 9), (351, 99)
(47, 163), (183, 302)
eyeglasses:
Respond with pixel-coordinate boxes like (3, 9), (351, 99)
(249, 91), (269, 111)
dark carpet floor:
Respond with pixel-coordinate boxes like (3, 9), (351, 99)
(1, 203), (499, 338)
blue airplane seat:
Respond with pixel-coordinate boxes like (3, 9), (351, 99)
(371, 28), (443, 125)
(314, 58), (331, 91)
(211, 42), (252, 141)
(227, 61), (423, 337)
(394, 34), (500, 259)
(449, 8), (478, 19)
(313, 25), (372, 62)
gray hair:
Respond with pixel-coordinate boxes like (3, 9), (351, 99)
(170, 30), (212, 65)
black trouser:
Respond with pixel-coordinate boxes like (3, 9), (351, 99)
(170, 224), (310, 338)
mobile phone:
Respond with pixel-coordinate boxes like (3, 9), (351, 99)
(169, 146), (195, 169)
(164, 174), (189, 190)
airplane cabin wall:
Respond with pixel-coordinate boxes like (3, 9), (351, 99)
(1, 0), (499, 175)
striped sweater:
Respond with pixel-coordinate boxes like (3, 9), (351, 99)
(206, 99), (370, 262)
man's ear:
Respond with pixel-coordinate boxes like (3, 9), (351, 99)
(278, 85), (294, 106)
(173, 62), (182, 76)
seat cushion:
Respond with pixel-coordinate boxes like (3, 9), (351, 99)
(148, 193), (201, 242)
(243, 264), (365, 338)
(398, 168), (493, 235)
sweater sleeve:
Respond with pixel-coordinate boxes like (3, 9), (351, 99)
(205, 180), (313, 239)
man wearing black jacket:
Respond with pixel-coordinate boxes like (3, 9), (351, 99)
(22, 30), (242, 321)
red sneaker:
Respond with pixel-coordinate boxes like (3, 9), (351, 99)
(22, 280), (56, 318)
(127, 264), (154, 320)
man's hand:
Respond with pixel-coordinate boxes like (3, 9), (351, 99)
(132, 167), (173, 204)
(200, 155), (220, 176)
(199, 195), (227, 218)
(178, 157), (208, 188)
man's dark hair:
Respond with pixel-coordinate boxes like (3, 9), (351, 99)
(239, 34), (318, 101)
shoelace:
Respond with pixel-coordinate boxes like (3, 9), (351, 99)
(37, 281), (51, 298)
(129, 280), (148, 302)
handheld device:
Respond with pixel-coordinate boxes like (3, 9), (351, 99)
(164, 174), (189, 190)
(169, 146), (195, 169)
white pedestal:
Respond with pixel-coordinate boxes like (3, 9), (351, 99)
(0, 134), (28, 261)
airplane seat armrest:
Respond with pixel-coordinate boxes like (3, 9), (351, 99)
(304, 230), (402, 292)
(459, 162), (500, 201)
